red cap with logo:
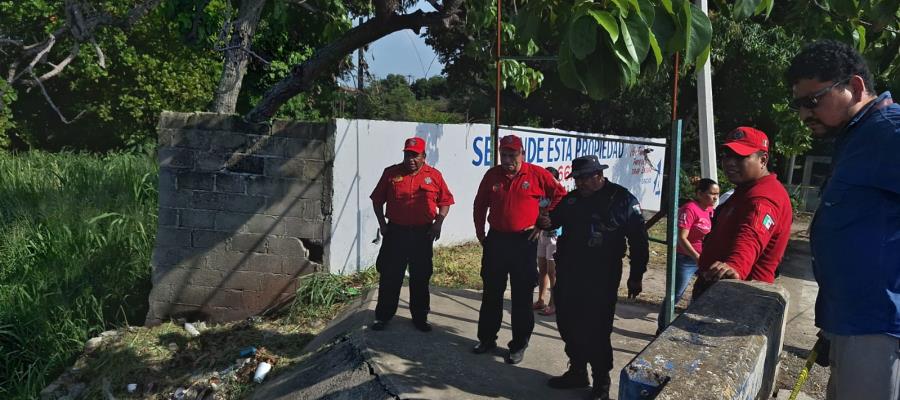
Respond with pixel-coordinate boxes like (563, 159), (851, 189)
(403, 137), (425, 154)
(499, 135), (523, 151)
(723, 127), (769, 156)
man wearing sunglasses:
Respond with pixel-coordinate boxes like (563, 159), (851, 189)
(787, 40), (900, 400)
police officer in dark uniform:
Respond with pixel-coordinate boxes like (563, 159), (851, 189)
(537, 155), (649, 400)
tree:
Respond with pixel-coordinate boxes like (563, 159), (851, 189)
(210, 0), (267, 114)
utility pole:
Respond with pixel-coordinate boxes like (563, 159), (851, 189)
(696, 0), (717, 180)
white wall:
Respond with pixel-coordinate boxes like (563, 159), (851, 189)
(329, 119), (666, 274)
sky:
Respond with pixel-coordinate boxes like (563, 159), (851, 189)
(342, 0), (445, 86)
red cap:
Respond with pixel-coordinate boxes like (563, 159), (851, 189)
(403, 137), (425, 154)
(723, 127), (769, 156)
(499, 135), (523, 151)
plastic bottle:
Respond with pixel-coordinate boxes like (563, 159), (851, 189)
(253, 362), (272, 383)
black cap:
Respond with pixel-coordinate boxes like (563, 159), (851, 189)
(571, 155), (609, 179)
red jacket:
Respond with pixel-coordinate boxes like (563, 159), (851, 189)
(370, 164), (454, 226)
(698, 174), (792, 283)
(473, 163), (566, 236)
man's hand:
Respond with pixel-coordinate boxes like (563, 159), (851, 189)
(379, 223), (390, 236)
(428, 221), (443, 242)
(627, 276), (643, 299)
(477, 232), (486, 246)
(527, 228), (542, 242)
(701, 261), (739, 282)
(536, 209), (551, 229)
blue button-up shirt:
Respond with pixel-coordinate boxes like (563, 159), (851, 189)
(811, 91), (900, 337)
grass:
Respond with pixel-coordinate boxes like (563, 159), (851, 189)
(0, 151), (158, 399)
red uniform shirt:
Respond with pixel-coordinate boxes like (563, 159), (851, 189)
(698, 174), (792, 283)
(370, 164), (454, 226)
(473, 163), (566, 236)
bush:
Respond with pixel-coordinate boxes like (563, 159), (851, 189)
(0, 151), (157, 399)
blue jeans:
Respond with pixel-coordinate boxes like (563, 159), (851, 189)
(657, 253), (698, 333)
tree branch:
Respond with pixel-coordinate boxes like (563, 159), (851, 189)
(30, 70), (86, 124)
(246, 0), (463, 122)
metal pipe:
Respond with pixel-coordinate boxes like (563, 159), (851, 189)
(493, 0), (502, 167)
(663, 119), (683, 327)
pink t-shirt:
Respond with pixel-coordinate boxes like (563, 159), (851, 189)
(677, 200), (713, 256)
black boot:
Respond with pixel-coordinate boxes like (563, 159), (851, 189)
(547, 363), (589, 389)
(589, 373), (610, 400)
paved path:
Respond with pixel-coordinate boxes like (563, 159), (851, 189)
(360, 286), (659, 399)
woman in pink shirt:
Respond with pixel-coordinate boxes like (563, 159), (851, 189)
(657, 178), (720, 333)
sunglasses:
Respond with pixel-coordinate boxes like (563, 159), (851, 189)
(788, 78), (849, 111)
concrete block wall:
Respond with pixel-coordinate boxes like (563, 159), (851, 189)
(619, 281), (789, 400)
(146, 112), (334, 324)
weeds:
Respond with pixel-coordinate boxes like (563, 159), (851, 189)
(0, 151), (157, 399)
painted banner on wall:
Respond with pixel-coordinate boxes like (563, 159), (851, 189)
(329, 120), (666, 274)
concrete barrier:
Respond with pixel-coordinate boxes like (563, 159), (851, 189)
(619, 280), (789, 400)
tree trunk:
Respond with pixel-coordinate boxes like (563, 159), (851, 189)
(210, 0), (266, 114)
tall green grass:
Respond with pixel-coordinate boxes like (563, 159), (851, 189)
(0, 152), (157, 398)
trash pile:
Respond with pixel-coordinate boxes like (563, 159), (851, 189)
(170, 345), (280, 400)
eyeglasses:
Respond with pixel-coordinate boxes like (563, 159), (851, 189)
(789, 79), (849, 111)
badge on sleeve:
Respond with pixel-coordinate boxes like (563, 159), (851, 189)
(492, 183), (501, 192)
(424, 177), (432, 185)
(392, 175), (403, 183)
(522, 181), (530, 190)
(762, 214), (775, 230)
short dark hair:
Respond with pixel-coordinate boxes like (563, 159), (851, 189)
(545, 166), (560, 180)
(786, 40), (875, 94)
(696, 178), (718, 193)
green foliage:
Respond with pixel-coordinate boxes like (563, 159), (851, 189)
(290, 269), (377, 318)
(357, 75), (465, 123)
(0, 152), (157, 398)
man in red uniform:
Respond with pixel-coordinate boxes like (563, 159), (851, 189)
(692, 127), (793, 298)
(370, 137), (455, 332)
(472, 134), (566, 364)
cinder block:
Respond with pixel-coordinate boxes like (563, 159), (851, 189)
(247, 177), (285, 197)
(281, 139), (326, 159)
(264, 195), (305, 218)
(192, 192), (265, 213)
(225, 155), (264, 175)
(177, 171), (214, 191)
(222, 271), (262, 291)
(170, 129), (212, 150)
(244, 253), (283, 274)
(268, 237), (308, 258)
(155, 227), (193, 248)
(245, 214), (281, 235)
(171, 285), (216, 306)
(158, 207), (178, 227)
(158, 147), (193, 169)
(303, 160), (327, 181)
(207, 251), (247, 271)
(215, 173), (246, 193)
(282, 180), (324, 200)
(179, 209), (216, 229)
(151, 266), (193, 286)
(302, 199), (324, 220)
(210, 133), (254, 153)
(283, 258), (318, 277)
(213, 211), (251, 232)
(188, 268), (226, 287)
(264, 157), (304, 179)
(151, 247), (202, 268)
(206, 289), (244, 309)
(191, 230), (231, 249)
(230, 233), (269, 253)
(194, 151), (228, 173)
(283, 218), (324, 240)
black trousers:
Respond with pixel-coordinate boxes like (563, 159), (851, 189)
(374, 223), (433, 323)
(477, 230), (538, 351)
(554, 257), (622, 374)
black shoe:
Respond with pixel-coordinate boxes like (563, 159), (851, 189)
(472, 341), (496, 354)
(506, 346), (527, 364)
(371, 320), (387, 331)
(413, 320), (432, 332)
(590, 373), (611, 400)
(547, 365), (589, 389)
